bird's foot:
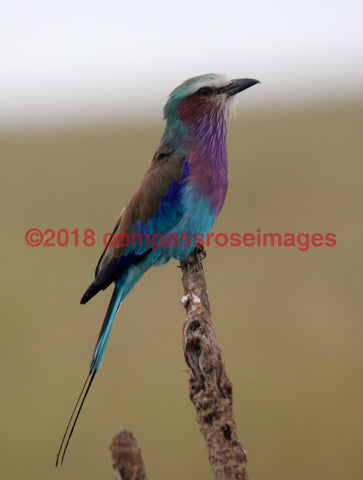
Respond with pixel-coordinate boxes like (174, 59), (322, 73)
(195, 245), (207, 260)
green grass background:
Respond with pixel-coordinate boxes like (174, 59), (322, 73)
(1, 102), (362, 479)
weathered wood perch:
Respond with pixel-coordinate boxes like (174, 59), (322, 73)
(110, 247), (248, 480)
(110, 430), (147, 480)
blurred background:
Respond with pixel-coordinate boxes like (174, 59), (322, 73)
(1, 1), (362, 479)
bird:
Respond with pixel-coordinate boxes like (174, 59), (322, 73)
(56, 73), (259, 465)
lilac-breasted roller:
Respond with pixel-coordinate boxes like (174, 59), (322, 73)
(56, 73), (259, 464)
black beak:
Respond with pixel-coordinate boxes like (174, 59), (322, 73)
(220, 78), (260, 96)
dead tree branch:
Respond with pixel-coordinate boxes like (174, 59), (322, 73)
(109, 430), (148, 480)
(179, 247), (249, 480)
(109, 247), (249, 480)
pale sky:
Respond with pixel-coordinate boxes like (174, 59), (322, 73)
(1, 0), (362, 129)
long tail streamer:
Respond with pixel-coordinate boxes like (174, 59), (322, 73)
(55, 370), (96, 466)
(56, 286), (124, 465)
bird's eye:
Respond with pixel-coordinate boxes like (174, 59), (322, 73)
(197, 87), (213, 96)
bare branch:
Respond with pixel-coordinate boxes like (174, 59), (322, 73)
(180, 247), (249, 480)
(109, 247), (249, 479)
(110, 430), (148, 480)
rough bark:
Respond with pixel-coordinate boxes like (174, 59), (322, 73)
(110, 430), (148, 480)
(109, 247), (249, 480)
(179, 247), (249, 480)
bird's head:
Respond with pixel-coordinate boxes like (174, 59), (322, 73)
(162, 73), (259, 149)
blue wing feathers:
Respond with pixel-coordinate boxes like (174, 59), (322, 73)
(131, 160), (189, 240)
(86, 160), (193, 372)
(118, 159), (190, 260)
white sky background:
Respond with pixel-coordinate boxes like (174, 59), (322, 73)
(1, 0), (363, 129)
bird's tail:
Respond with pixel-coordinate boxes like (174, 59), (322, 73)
(89, 286), (124, 372)
(55, 285), (124, 466)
